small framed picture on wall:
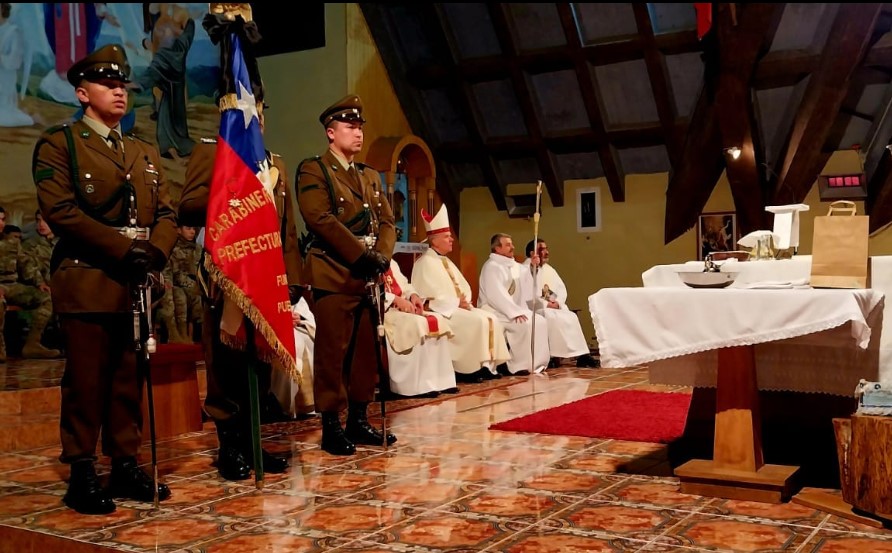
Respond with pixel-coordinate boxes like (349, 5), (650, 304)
(576, 186), (602, 233)
(697, 211), (737, 260)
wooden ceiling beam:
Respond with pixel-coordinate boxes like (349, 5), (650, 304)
(716, 4), (785, 235)
(773, 4), (882, 204)
(867, 146), (892, 234)
(664, 3), (784, 243)
(633, 3), (681, 164)
(753, 50), (817, 89)
(487, 4), (564, 206)
(426, 4), (507, 211)
(359, 4), (463, 223)
(664, 91), (724, 243)
(557, 3), (624, 202)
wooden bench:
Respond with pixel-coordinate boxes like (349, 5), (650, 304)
(141, 343), (204, 440)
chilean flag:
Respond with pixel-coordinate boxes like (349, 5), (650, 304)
(203, 34), (297, 375)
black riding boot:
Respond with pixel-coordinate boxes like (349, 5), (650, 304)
(345, 402), (397, 446)
(63, 460), (115, 515)
(321, 412), (356, 455)
(215, 426), (251, 481)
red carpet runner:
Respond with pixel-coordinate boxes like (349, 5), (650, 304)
(490, 390), (692, 443)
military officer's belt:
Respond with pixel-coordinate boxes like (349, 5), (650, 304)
(116, 226), (150, 240)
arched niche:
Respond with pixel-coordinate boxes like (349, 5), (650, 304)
(366, 135), (443, 244)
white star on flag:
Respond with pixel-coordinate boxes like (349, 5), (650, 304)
(236, 80), (258, 129)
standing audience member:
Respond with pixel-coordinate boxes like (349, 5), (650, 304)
(296, 94), (397, 455)
(478, 233), (550, 375)
(33, 44), (176, 514)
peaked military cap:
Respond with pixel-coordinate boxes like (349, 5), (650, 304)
(319, 94), (365, 126)
(67, 44), (132, 86)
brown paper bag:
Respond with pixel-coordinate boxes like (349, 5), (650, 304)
(810, 201), (869, 288)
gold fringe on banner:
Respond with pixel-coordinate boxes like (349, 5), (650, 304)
(203, 254), (301, 386)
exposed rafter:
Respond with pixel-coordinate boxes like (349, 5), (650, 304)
(665, 3), (783, 242)
(427, 4), (508, 211)
(486, 4), (563, 206)
(365, 3), (892, 229)
(358, 4), (463, 223)
(773, 4), (882, 204)
(632, 3), (681, 164)
(716, 3), (785, 235)
(556, 3), (624, 202)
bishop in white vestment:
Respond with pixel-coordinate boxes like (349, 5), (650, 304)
(521, 239), (598, 367)
(410, 205), (510, 378)
(383, 260), (456, 396)
(478, 233), (550, 374)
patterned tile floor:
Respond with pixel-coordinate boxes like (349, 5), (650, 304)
(0, 366), (890, 552)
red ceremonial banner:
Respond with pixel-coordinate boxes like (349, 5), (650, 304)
(203, 34), (297, 377)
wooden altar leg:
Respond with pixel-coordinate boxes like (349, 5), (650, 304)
(674, 345), (800, 503)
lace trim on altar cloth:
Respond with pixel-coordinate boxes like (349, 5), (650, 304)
(645, 327), (884, 397)
(594, 313), (869, 369)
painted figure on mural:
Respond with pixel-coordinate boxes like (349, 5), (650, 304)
(39, 4), (119, 106)
(139, 3), (198, 162)
(0, 4), (33, 127)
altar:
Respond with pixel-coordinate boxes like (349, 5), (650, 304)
(588, 286), (885, 502)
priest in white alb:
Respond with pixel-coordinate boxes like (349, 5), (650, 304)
(478, 233), (551, 374)
(521, 238), (598, 368)
(411, 205), (511, 381)
(383, 259), (456, 397)
(271, 294), (317, 418)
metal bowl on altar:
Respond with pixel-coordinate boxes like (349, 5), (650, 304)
(708, 250), (750, 262)
(676, 270), (740, 289)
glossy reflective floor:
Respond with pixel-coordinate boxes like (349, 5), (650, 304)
(0, 365), (891, 552)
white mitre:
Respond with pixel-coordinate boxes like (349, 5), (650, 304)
(421, 204), (450, 236)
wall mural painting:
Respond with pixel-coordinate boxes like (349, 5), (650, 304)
(0, 3), (221, 233)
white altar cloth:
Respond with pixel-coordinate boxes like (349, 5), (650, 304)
(588, 288), (885, 396)
(642, 255), (892, 371)
(641, 256), (812, 288)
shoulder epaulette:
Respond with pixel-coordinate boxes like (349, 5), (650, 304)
(43, 123), (68, 136)
(201, 137), (217, 144)
(127, 133), (153, 145)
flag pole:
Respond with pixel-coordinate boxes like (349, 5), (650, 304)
(244, 322), (264, 489)
(530, 180), (543, 378)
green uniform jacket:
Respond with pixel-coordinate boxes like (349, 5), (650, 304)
(33, 120), (178, 313)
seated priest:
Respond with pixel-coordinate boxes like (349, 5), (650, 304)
(410, 205), (511, 382)
(478, 233), (550, 375)
(271, 289), (317, 419)
(383, 259), (456, 397)
(521, 238), (599, 368)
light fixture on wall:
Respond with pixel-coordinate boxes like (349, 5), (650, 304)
(724, 146), (742, 160)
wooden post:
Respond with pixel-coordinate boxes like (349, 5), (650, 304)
(674, 345), (800, 503)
